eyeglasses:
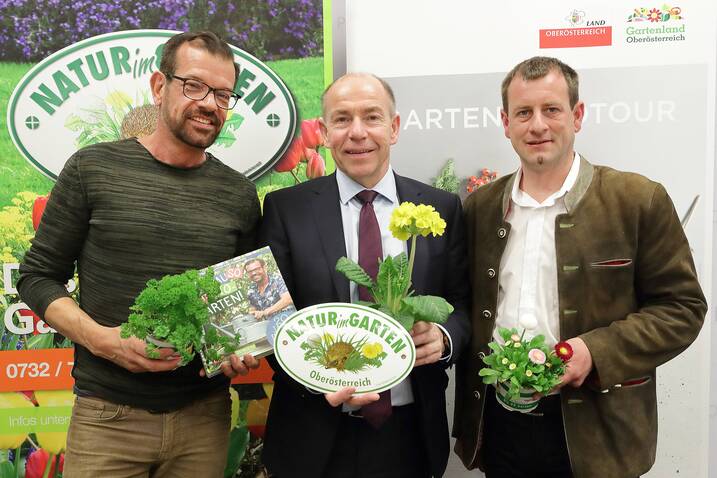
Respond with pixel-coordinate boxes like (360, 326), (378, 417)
(165, 73), (240, 110)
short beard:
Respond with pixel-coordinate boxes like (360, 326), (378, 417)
(163, 106), (221, 149)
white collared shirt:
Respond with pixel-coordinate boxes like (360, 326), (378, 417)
(336, 166), (414, 406)
(494, 153), (580, 346)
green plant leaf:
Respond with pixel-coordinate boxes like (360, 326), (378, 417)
(26, 333), (54, 350)
(0, 461), (14, 478)
(336, 257), (373, 288)
(223, 425), (250, 478)
(401, 295), (454, 324)
(392, 310), (415, 331)
(377, 252), (410, 299)
(432, 159), (460, 194)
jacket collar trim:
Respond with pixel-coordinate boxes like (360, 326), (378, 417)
(501, 156), (594, 217)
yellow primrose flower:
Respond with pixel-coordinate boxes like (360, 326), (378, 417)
(413, 204), (446, 237)
(361, 342), (383, 359)
(35, 390), (74, 454)
(388, 202), (446, 241)
(388, 202), (416, 241)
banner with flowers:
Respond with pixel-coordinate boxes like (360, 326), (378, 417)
(0, 1), (331, 476)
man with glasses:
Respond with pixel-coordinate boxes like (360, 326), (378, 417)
(18, 31), (260, 477)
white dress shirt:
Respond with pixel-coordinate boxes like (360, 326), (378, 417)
(336, 166), (415, 407)
(494, 153), (580, 347)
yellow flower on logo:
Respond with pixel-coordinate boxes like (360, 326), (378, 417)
(361, 342), (383, 359)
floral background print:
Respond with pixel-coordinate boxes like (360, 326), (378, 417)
(0, 1), (325, 475)
(627, 5), (684, 22)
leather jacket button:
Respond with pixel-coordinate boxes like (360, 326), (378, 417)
(482, 310), (492, 319)
(473, 390), (481, 399)
(497, 227), (507, 238)
(487, 268), (496, 278)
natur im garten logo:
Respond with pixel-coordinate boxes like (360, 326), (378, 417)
(274, 303), (416, 394)
(539, 9), (612, 49)
(625, 6), (686, 44)
(7, 30), (297, 181)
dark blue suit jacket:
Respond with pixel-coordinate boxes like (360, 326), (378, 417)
(259, 172), (470, 478)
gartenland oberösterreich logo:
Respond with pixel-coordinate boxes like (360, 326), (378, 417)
(7, 30), (297, 181)
(540, 10), (612, 49)
(625, 6), (685, 44)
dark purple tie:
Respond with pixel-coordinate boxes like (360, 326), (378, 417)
(355, 190), (392, 428)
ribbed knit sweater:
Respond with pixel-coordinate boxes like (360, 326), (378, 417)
(18, 138), (260, 411)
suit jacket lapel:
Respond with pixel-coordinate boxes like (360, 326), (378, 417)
(311, 174), (351, 302)
(395, 174), (428, 293)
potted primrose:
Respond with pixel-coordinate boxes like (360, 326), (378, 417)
(479, 318), (573, 412)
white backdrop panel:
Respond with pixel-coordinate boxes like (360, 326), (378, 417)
(346, 1), (715, 476)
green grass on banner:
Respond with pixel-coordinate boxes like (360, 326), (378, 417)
(268, 56), (323, 122)
(0, 62), (54, 207)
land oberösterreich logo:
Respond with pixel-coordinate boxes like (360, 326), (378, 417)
(540, 9), (612, 49)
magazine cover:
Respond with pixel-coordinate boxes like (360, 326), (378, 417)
(201, 246), (296, 377)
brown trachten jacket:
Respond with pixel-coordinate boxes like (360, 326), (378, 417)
(453, 157), (706, 478)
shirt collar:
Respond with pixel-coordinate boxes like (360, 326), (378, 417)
(336, 166), (398, 205)
(511, 151), (580, 208)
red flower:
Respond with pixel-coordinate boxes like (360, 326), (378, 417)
(21, 390), (38, 405)
(25, 449), (64, 478)
(32, 194), (50, 231)
(300, 118), (323, 149)
(274, 137), (306, 172)
(555, 341), (573, 362)
(647, 8), (661, 22)
(305, 149), (326, 179)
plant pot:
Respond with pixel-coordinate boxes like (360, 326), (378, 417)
(146, 336), (192, 366)
(495, 381), (540, 413)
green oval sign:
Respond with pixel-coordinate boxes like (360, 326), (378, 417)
(7, 29), (297, 180)
(274, 303), (416, 394)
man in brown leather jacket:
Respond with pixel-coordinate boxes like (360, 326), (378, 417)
(453, 56), (706, 478)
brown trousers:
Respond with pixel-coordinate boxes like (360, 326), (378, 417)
(63, 389), (231, 478)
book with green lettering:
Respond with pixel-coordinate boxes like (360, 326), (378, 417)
(200, 246), (296, 377)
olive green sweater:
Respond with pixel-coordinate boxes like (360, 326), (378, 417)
(18, 138), (260, 411)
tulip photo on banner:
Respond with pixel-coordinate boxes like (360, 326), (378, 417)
(0, 1), (332, 476)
